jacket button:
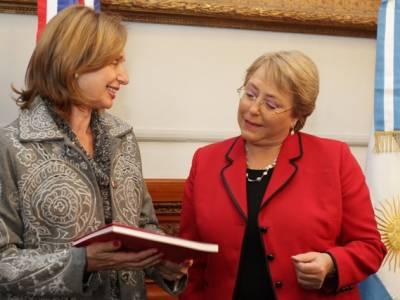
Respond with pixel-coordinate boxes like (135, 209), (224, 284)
(341, 285), (353, 292)
(275, 281), (283, 288)
(266, 253), (275, 261)
(259, 226), (268, 233)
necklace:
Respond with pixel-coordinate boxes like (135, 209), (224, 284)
(246, 159), (277, 183)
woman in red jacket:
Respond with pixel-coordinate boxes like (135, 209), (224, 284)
(179, 50), (386, 300)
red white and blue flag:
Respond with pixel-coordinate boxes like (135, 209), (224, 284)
(37, 0), (100, 40)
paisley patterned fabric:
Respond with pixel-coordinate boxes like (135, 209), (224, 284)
(44, 101), (114, 224)
(0, 97), (182, 299)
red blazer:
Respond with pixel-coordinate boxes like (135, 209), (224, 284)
(179, 133), (386, 300)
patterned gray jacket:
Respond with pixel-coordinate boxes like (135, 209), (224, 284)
(0, 98), (181, 299)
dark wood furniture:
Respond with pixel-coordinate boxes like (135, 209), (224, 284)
(145, 179), (185, 300)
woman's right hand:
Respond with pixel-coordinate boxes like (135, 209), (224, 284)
(85, 240), (163, 272)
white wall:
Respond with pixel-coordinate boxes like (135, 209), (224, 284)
(0, 14), (34, 126)
(0, 13), (376, 178)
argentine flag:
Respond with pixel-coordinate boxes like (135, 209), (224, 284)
(360, 0), (400, 299)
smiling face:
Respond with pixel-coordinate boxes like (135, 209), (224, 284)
(237, 66), (298, 148)
(77, 52), (129, 110)
(24, 6), (128, 113)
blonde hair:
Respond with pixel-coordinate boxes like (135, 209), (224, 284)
(244, 50), (319, 131)
(13, 5), (127, 112)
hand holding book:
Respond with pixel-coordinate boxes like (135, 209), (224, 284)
(85, 238), (192, 283)
(157, 259), (194, 281)
(74, 223), (219, 265)
(85, 240), (164, 272)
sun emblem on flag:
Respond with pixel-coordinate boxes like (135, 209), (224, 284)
(375, 195), (400, 272)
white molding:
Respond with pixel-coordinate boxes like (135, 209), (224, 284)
(134, 128), (369, 147)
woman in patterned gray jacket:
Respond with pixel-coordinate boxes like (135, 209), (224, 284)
(0, 5), (188, 300)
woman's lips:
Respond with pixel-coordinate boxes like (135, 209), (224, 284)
(107, 86), (117, 99)
(244, 119), (262, 130)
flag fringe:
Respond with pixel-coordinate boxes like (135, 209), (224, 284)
(374, 131), (400, 153)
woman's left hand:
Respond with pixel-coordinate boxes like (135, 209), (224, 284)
(157, 259), (193, 281)
(291, 252), (334, 290)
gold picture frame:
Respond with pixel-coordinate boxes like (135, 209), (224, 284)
(0, 0), (379, 38)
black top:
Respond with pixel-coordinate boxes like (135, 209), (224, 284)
(233, 168), (276, 300)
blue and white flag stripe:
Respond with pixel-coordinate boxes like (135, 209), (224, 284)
(374, 0), (387, 132)
(375, 0), (400, 138)
(383, 0), (394, 132)
(359, 274), (393, 300)
(394, 1), (400, 131)
(361, 1), (400, 299)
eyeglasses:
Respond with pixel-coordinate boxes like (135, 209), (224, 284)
(237, 86), (292, 114)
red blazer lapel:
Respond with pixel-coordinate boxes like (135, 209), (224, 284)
(220, 134), (303, 218)
(220, 137), (248, 221)
(261, 133), (303, 208)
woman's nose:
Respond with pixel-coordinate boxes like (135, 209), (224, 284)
(248, 99), (261, 114)
(117, 67), (129, 85)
